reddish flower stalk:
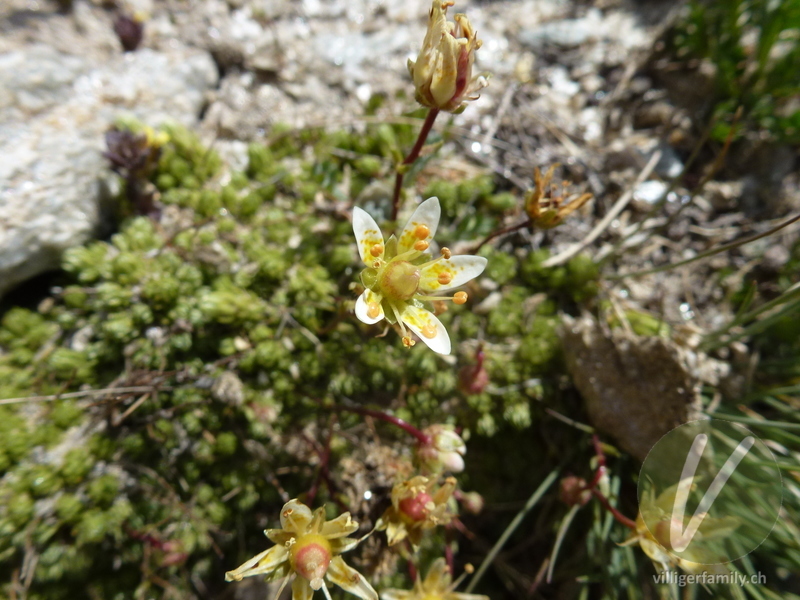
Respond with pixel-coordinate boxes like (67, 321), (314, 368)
(333, 404), (432, 446)
(591, 488), (637, 530)
(472, 219), (530, 252)
(391, 108), (440, 222)
(579, 434), (637, 530)
(306, 417), (336, 505)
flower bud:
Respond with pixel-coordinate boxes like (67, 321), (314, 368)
(558, 475), (591, 507)
(407, 1), (486, 112)
(458, 491), (485, 515)
(416, 424), (466, 474)
(458, 359), (489, 395)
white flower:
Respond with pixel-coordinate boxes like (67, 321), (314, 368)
(415, 424), (466, 474)
(407, 1), (486, 113)
(225, 499), (378, 600)
(352, 197), (487, 355)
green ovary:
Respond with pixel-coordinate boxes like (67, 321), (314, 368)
(380, 260), (421, 301)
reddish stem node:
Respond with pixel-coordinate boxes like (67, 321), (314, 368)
(333, 404), (432, 446)
(391, 108), (441, 222)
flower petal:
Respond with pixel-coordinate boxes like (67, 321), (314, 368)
(400, 305), (451, 355)
(353, 207), (385, 265)
(354, 289), (385, 325)
(224, 544), (289, 581)
(280, 499), (314, 533)
(292, 576), (314, 600)
(432, 476), (457, 505)
(422, 557), (451, 592)
(308, 506), (327, 534)
(379, 590), (414, 600)
(430, 35), (461, 108)
(398, 197), (440, 254)
(327, 556), (379, 600)
(419, 255), (487, 293)
(331, 536), (361, 554)
(265, 528), (294, 546)
(320, 511), (359, 539)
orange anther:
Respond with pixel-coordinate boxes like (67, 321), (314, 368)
(367, 302), (381, 319)
(414, 240), (429, 252)
(414, 224), (430, 239)
(402, 336), (416, 348)
(453, 291), (468, 305)
(421, 324), (437, 339)
(438, 272), (453, 285)
(370, 244), (383, 257)
(440, 247), (451, 259)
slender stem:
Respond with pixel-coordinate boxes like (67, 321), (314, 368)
(391, 108), (441, 222)
(471, 219), (531, 253)
(332, 404), (432, 445)
(546, 504), (581, 583)
(307, 416), (335, 505)
(582, 434), (636, 529)
(0, 385), (174, 406)
(610, 212), (800, 280)
(445, 542), (455, 576)
(590, 488), (637, 530)
(465, 469), (559, 593)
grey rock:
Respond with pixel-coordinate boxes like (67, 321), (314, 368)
(561, 315), (705, 462)
(519, 15), (598, 48)
(0, 44), (217, 297)
(653, 145), (684, 179)
(633, 180), (669, 205)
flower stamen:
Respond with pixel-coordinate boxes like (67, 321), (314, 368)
(367, 302), (381, 319)
(415, 293), (467, 303)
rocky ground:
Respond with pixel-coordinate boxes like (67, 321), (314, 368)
(1, 0), (799, 598)
(3, 0), (797, 314)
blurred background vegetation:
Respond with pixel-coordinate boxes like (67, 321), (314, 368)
(1, 1), (799, 599)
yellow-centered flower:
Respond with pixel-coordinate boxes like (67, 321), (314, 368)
(353, 197), (487, 354)
(381, 558), (488, 600)
(525, 165), (592, 229)
(407, 1), (487, 113)
(376, 476), (456, 548)
(621, 482), (738, 575)
(225, 499), (378, 600)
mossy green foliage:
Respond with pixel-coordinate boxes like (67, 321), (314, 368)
(673, 0), (800, 142)
(0, 122), (601, 599)
(744, 237), (800, 381)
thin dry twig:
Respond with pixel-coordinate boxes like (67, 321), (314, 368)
(611, 212), (800, 280)
(542, 150), (662, 267)
(0, 385), (174, 406)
